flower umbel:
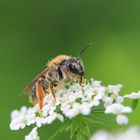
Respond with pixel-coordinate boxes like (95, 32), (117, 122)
(10, 79), (140, 140)
(90, 126), (140, 140)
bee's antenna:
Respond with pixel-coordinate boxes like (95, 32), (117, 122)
(79, 42), (92, 57)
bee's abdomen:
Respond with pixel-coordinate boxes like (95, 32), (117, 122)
(31, 83), (37, 99)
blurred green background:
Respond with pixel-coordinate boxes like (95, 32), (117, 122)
(1, 0), (140, 139)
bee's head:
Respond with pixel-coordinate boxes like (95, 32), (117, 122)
(64, 43), (92, 76)
(65, 57), (84, 76)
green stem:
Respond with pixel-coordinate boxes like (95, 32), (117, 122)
(48, 127), (61, 140)
(82, 116), (104, 124)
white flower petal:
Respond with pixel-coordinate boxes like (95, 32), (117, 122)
(116, 96), (124, 104)
(90, 126), (140, 140)
(90, 130), (113, 140)
(105, 103), (132, 115)
(116, 114), (128, 125)
(80, 103), (91, 115)
(107, 84), (122, 95)
(25, 127), (40, 140)
(124, 91), (140, 99)
(104, 97), (113, 107)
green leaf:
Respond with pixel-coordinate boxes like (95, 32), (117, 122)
(132, 99), (139, 110)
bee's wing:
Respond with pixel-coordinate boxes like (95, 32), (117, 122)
(22, 68), (49, 96)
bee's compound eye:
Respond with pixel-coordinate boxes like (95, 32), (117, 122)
(70, 62), (76, 69)
(68, 62), (79, 74)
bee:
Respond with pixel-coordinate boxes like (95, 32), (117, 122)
(24, 43), (92, 111)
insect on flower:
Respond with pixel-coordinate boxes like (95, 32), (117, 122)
(24, 43), (92, 111)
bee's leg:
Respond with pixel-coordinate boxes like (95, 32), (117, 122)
(78, 75), (84, 85)
(65, 71), (72, 81)
(49, 82), (56, 101)
(36, 82), (45, 111)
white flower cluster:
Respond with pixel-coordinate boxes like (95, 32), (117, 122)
(25, 127), (40, 140)
(124, 90), (140, 99)
(9, 79), (140, 140)
(90, 126), (140, 140)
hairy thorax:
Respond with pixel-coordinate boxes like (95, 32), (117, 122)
(47, 55), (70, 67)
